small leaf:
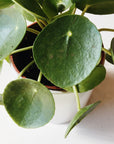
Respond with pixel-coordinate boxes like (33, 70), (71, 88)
(64, 65), (106, 92)
(13, 0), (47, 20)
(0, 0), (13, 9)
(73, 0), (114, 15)
(65, 101), (101, 138)
(0, 7), (26, 60)
(77, 65), (106, 92)
(33, 15), (102, 88)
(106, 38), (114, 64)
(3, 79), (55, 128)
(110, 38), (114, 63)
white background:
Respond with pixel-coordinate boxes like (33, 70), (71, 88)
(0, 9), (114, 144)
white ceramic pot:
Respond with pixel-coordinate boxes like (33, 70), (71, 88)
(50, 90), (93, 124)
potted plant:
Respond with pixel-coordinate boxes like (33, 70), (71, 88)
(0, 0), (114, 138)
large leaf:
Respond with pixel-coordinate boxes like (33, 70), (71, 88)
(65, 65), (106, 92)
(106, 38), (114, 64)
(33, 15), (102, 88)
(73, 0), (114, 15)
(13, 0), (47, 20)
(41, 0), (73, 18)
(0, 0), (13, 9)
(15, 4), (35, 22)
(65, 101), (101, 138)
(3, 79), (55, 128)
(0, 7), (26, 60)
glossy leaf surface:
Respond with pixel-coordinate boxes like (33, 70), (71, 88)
(73, 0), (114, 15)
(33, 15), (102, 88)
(0, 0), (13, 9)
(13, 0), (47, 20)
(0, 7), (26, 60)
(65, 65), (106, 92)
(65, 101), (101, 138)
(15, 4), (35, 22)
(3, 79), (55, 128)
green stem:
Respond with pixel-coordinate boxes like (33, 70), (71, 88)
(18, 60), (34, 79)
(102, 47), (111, 56)
(0, 94), (3, 105)
(27, 28), (40, 35)
(37, 72), (42, 82)
(72, 7), (77, 14)
(36, 18), (44, 29)
(73, 85), (81, 112)
(99, 28), (114, 32)
(11, 46), (33, 55)
(81, 5), (90, 16)
(39, 19), (47, 26)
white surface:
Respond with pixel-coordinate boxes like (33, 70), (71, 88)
(51, 90), (92, 124)
(0, 10), (114, 144)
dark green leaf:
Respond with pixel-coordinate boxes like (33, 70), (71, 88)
(13, 0), (47, 20)
(0, 0), (13, 9)
(110, 38), (114, 63)
(3, 79), (55, 128)
(106, 54), (114, 64)
(65, 101), (101, 138)
(33, 15), (102, 88)
(106, 38), (114, 64)
(78, 65), (106, 92)
(41, 0), (73, 18)
(0, 7), (26, 60)
(73, 0), (114, 15)
(15, 4), (35, 22)
(64, 65), (106, 92)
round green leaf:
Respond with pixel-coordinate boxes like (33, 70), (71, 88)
(33, 15), (102, 88)
(15, 4), (35, 22)
(3, 79), (55, 128)
(64, 65), (106, 92)
(77, 65), (106, 92)
(73, 0), (114, 15)
(65, 101), (101, 138)
(0, 0), (13, 9)
(0, 7), (26, 60)
(13, 0), (47, 20)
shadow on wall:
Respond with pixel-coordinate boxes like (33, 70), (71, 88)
(75, 66), (114, 141)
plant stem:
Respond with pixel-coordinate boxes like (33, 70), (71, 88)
(81, 5), (90, 16)
(73, 85), (81, 112)
(18, 60), (34, 79)
(72, 7), (77, 14)
(27, 28), (40, 35)
(11, 46), (33, 55)
(39, 19), (47, 26)
(99, 28), (114, 32)
(36, 18), (44, 29)
(102, 47), (111, 56)
(0, 94), (3, 105)
(37, 72), (42, 82)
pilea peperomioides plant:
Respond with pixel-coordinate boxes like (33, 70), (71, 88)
(0, 0), (114, 138)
